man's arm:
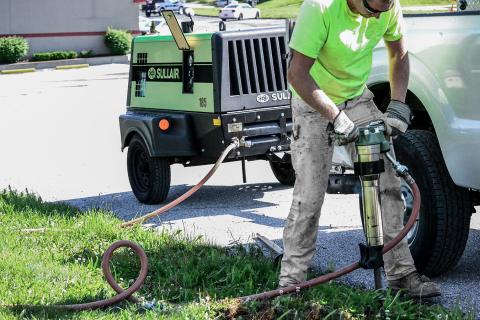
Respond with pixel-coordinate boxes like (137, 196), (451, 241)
(385, 37), (409, 103)
(287, 50), (340, 122)
(384, 37), (412, 136)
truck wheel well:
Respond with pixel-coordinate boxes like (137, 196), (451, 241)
(369, 83), (435, 133)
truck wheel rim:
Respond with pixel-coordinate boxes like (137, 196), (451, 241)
(133, 148), (151, 192)
(401, 180), (418, 245)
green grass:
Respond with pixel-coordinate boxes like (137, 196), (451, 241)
(0, 189), (474, 319)
(194, 7), (223, 16)
(193, 0), (453, 18)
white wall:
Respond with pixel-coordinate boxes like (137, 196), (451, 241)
(0, 0), (140, 56)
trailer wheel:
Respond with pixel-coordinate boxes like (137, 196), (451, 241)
(393, 130), (471, 277)
(127, 135), (171, 204)
(269, 153), (296, 186)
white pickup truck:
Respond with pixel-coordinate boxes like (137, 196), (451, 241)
(274, 7), (480, 277)
(362, 9), (480, 277)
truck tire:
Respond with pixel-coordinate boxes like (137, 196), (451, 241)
(146, 11), (151, 17)
(127, 135), (171, 204)
(269, 154), (296, 186)
(393, 130), (471, 277)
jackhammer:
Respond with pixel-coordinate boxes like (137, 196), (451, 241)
(354, 120), (392, 290)
(256, 120), (395, 290)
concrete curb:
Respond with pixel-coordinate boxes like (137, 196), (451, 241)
(0, 55), (129, 72)
(0, 68), (36, 75)
(55, 64), (90, 70)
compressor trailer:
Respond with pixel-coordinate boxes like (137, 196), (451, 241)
(120, 19), (294, 204)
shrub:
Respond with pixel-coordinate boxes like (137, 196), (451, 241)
(104, 28), (132, 55)
(79, 50), (94, 58)
(31, 51), (78, 62)
(0, 36), (29, 63)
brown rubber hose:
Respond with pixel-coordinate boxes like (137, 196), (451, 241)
(9, 147), (420, 310)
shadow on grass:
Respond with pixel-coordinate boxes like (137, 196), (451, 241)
(1, 188), (80, 218)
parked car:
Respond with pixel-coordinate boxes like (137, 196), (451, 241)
(145, 0), (189, 16)
(219, 3), (260, 20)
(215, 0), (238, 7)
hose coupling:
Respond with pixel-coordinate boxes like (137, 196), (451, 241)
(231, 136), (252, 148)
(384, 152), (412, 180)
(141, 300), (160, 310)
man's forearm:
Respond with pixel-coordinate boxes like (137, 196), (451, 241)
(389, 49), (409, 103)
(290, 74), (340, 121)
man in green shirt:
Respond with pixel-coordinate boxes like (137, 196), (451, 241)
(280, 0), (441, 298)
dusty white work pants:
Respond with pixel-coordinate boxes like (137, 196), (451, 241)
(279, 89), (416, 287)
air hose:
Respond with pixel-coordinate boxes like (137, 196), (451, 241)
(14, 140), (420, 311)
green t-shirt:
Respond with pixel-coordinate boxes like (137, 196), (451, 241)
(289, 0), (404, 104)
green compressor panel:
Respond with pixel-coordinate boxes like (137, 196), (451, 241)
(128, 32), (215, 113)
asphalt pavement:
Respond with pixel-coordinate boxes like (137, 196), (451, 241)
(1, 33), (479, 316)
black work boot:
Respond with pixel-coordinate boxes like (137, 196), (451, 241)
(388, 271), (441, 299)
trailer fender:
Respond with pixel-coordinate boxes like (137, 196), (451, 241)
(119, 112), (198, 157)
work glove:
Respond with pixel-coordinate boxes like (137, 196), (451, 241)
(385, 100), (412, 136)
(332, 111), (359, 146)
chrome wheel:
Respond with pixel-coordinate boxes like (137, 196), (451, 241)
(401, 179), (419, 246)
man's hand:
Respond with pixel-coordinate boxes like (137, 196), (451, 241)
(385, 100), (412, 136)
(332, 111), (359, 145)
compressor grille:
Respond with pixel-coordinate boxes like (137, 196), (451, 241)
(227, 36), (287, 96)
(213, 27), (290, 113)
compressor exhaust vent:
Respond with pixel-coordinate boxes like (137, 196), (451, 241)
(213, 27), (289, 113)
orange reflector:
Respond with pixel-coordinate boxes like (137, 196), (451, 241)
(159, 119), (170, 131)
